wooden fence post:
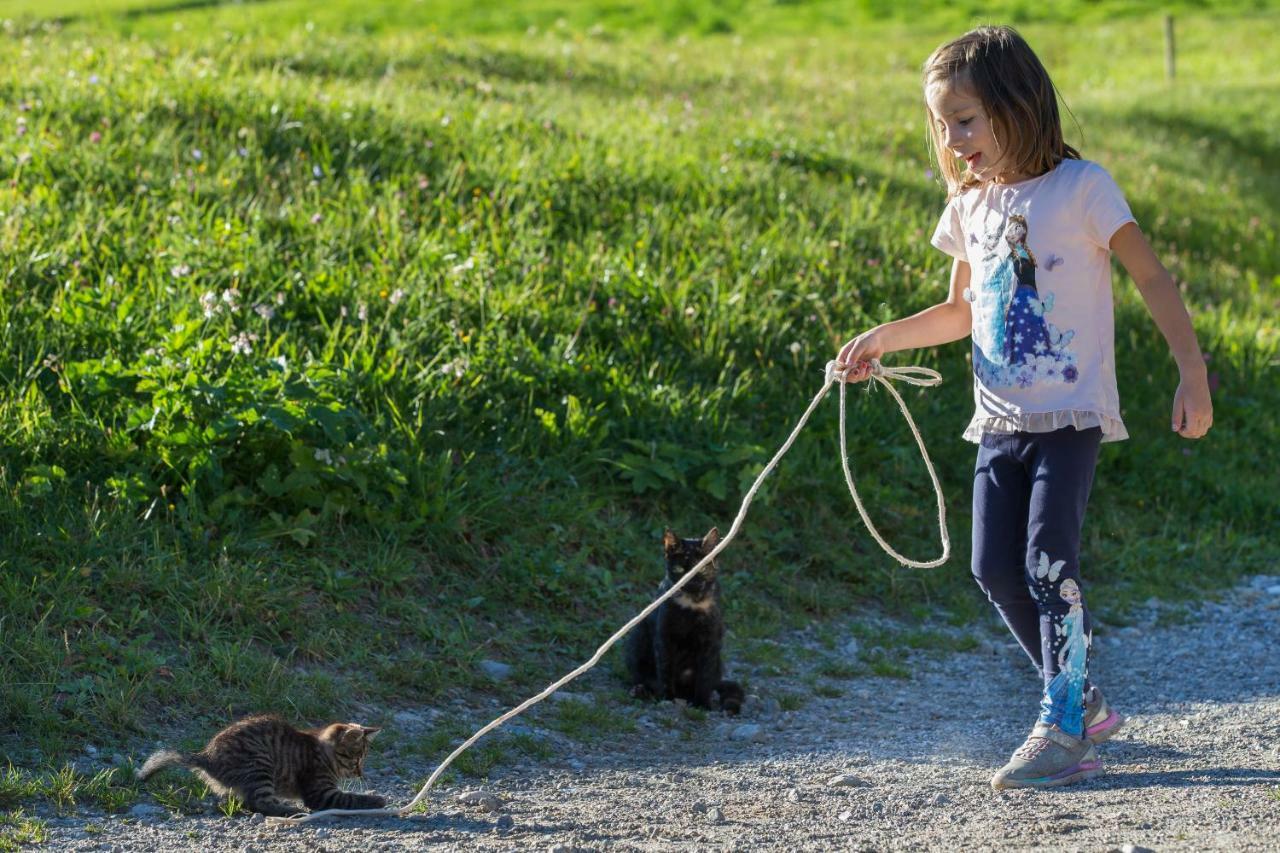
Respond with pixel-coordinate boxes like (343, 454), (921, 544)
(1164, 14), (1176, 81)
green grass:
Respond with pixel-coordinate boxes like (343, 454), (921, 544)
(0, 764), (140, 814)
(0, 810), (49, 851)
(0, 0), (1275, 804)
(400, 721), (560, 782)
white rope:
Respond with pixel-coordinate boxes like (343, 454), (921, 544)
(267, 358), (949, 828)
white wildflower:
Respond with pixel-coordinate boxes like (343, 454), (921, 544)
(229, 331), (258, 355)
(389, 288), (406, 305)
(199, 291), (219, 318)
(450, 257), (475, 275)
(357, 302), (368, 322)
(314, 448), (334, 465)
(254, 303), (275, 320)
(274, 291), (286, 305)
(789, 341), (802, 355)
(221, 288), (241, 311)
(170, 263), (191, 278)
(440, 357), (469, 378)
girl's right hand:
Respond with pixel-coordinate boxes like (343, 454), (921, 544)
(835, 328), (886, 382)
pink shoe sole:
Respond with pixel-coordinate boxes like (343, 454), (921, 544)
(1086, 709), (1125, 745)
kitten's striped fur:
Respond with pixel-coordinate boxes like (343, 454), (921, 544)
(138, 714), (385, 817)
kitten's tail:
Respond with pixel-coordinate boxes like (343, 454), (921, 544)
(716, 680), (745, 715)
(137, 749), (191, 781)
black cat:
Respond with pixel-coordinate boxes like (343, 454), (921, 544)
(625, 527), (743, 714)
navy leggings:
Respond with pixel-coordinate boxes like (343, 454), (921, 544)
(971, 427), (1102, 711)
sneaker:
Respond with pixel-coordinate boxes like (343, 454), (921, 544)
(991, 723), (1101, 790)
(1084, 685), (1125, 745)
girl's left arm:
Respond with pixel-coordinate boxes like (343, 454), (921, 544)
(1109, 223), (1213, 439)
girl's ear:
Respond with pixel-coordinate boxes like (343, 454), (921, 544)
(663, 529), (679, 554)
(701, 527), (719, 550)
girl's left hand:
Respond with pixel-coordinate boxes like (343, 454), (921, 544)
(1172, 370), (1213, 439)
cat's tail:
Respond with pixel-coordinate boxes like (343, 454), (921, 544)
(137, 749), (193, 781)
(716, 680), (745, 715)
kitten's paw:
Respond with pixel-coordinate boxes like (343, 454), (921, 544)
(629, 684), (655, 700)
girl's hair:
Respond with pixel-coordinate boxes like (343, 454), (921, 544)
(923, 26), (1080, 197)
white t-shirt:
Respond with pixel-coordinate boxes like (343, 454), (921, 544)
(930, 158), (1136, 443)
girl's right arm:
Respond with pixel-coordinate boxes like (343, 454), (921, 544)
(835, 258), (973, 381)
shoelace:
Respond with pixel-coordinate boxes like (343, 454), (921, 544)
(1014, 737), (1051, 761)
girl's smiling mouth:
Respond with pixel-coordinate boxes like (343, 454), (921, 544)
(965, 152), (982, 168)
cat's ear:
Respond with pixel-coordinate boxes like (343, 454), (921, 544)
(360, 726), (381, 740)
(663, 529), (679, 554)
(337, 725), (367, 747)
(701, 527), (719, 551)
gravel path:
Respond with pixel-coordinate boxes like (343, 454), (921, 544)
(43, 575), (1280, 851)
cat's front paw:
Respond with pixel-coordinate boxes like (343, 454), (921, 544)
(629, 684), (655, 701)
(360, 793), (388, 809)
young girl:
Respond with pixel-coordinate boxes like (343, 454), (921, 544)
(836, 26), (1213, 789)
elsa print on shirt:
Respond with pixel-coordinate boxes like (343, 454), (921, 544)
(968, 214), (1079, 389)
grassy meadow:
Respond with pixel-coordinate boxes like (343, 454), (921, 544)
(0, 0), (1277, 815)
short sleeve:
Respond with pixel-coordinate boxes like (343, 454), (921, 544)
(1081, 163), (1136, 249)
(930, 197), (968, 262)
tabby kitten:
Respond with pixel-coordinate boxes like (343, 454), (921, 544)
(138, 714), (385, 817)
(625, 527), (744, 714)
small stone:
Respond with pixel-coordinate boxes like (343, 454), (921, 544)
(479, 659), (513, 680)
(128, 804), (166, 820)
(691, 802), (708, 815)
(842, 638), (860, 657)
(393, 710), (425, 727)
(496, 814), (514, 830)
(550, 691), (589, 704)
(566, 758), (585, 772)
(459, 790), (503, 812)
(706, 807), (724, 824)
(786, 788), (801, 803)
(838, 810), (853, 822)
(731, 724), (764, 742)
(85, 745), (99, 757)
(931, 793), (951, 807)
(827, 773), (866, 787)
(1121, 846), (1156, 853)
(249, 813), (264, 824)
(1265, 585), (1280, 596)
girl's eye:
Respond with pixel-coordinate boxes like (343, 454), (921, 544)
(959, 118), (973, 127)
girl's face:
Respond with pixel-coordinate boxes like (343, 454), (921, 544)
(927, 80), (1017, 183)
(1004, 221), (1026, 243)
(1060, 581), (1081, 605)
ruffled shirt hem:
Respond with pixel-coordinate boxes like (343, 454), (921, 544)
(963, 409), (1128, 443)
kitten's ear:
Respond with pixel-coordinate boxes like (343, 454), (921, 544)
(318, 723), (348, 744)
(662, 529), (679, 554)
(360, 726), (382, 740)
(338, 725), (366, 746)
(701, 527), (719, 551)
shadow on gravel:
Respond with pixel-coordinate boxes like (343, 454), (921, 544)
(1095, 767), (1280, 790)
(1103, 741), (1195, 761)
(274, 812), (541, 838)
